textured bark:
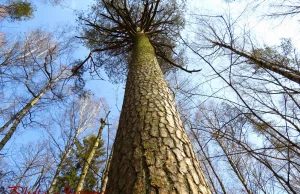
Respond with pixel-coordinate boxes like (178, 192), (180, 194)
(75, 119), (106, 193)
(106, 33), (211, 194)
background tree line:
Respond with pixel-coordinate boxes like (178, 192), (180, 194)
(0, 1), (112, 192)
(172, 0), (300, 193)
(0, 0), (299, 193)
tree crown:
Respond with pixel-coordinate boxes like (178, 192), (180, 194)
(77, 0), (187, 82)
(5, 0), (34, 21)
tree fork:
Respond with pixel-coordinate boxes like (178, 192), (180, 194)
(105, 32), (211, 194)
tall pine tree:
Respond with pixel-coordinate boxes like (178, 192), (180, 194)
(78, 0), (211, 193)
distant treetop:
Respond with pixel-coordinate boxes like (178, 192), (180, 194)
(0, 0), (34, 21)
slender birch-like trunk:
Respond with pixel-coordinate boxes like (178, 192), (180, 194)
(190, 127), (227, 194)
(215, 138), (253, 194)
(31, 164), (54, 192)
(75, 118), (106, 193)
(48, 134), (81, 193)
(100, 148), (112, 194)
(0, 82), (52, 150)
(105, 32), (212, 194)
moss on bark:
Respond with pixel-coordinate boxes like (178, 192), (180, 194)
(106, 33), (211, 194)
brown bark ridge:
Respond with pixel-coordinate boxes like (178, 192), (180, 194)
(105, 32), (211, 194)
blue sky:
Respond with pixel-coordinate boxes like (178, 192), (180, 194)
(2, 0), (298, 111)
(1, 0), (299, 146)
(1, 0), (298, 142)
(0, 0), (123, 147)
(1, 1), (299, 192)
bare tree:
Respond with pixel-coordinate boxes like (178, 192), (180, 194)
(0, 29), (77, 151)
(76, 0), (211, 193)
(47, 95), (107, 193)
(1, 140), (54, 192)
(169, 5), (300, 192)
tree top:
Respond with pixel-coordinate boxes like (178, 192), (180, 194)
(76, 0), (199, 82)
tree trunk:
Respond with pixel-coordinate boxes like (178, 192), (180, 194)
(106, 32), (211, 194)
(215, 138), (253, 194)
(190, 127), (227, 194)
(31, 164), (53, 192)
(100, 148), (113, 194)
(0, 82), (51, 151)
(75, 119), (106, 193)
(211, 41), (300, 84)
(48, 135), (80, 193)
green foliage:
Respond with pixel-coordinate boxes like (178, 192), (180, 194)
(78, 0), (186, 83)
(251, 119), (270, 133)
(71, 60), (87, 94)
(247, 115), (273, 135)
(250, 38), (294, 71)
(53, 135), (105, 192)
(6, 1), (34, 21)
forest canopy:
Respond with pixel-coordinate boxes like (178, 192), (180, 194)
(0, 0), (299, 193)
